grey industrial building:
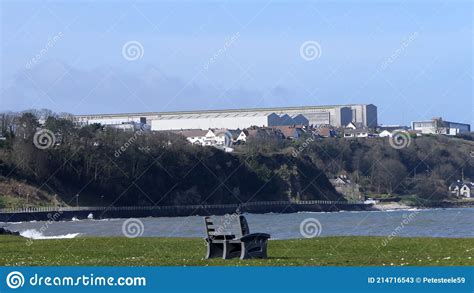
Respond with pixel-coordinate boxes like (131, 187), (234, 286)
(74, 104), (378, 130)
(411, 117), (471, 135)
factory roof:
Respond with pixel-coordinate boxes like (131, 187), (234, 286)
(74, 104), (375, 119)
(152, 112), (277, 120)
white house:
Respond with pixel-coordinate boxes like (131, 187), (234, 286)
(449, 181), (474, 198)
(236, 130), (249, 143)
(378, 130), (392, 137)
(343, 128), (369, 138)
(378, 129), (411, 138)
(173, 129), (209, 145)
(460, 183), (474, 198)
(235, 128), (284, 143)
(203, 129), (232, 147)
(173, 129), (234, 151)
(345, 122), (365, 130)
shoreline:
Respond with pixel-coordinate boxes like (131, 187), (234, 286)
(0, 200), (369, 222)
(372, 202), (417, 211)
(372, 200), (474, 211)
(1, 203), (473, 223)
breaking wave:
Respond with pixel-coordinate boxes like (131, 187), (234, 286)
(20, 229), (80, 239)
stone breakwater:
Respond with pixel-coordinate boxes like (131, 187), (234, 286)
(0, 200), (369, 222)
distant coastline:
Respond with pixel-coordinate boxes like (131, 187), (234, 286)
(372, 199), (474, 211)
(0, 200), (369, 222)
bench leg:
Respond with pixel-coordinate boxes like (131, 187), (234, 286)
(205, 241), (224, 259)
(240, 239), (268, 260)
(223, 242), (241, 259)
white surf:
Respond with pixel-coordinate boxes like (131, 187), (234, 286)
(20, 229), (80, 239)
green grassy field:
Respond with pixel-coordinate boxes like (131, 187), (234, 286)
(0, 235), (472, 266)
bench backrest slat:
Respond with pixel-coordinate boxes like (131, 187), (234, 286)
(204, 216), (215, 237)
(238, 215), (250, 236)
(208, 231), (229, 236)
(204, 215), (251, 238)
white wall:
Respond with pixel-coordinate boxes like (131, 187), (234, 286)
(151, 116), (269, 130)
(88, 117), (141, 125)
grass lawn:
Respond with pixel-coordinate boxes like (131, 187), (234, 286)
(0, 235), (472, 266)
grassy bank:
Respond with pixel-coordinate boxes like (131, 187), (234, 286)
(1, 236), (472, 266)
(0, 176), (63, 209)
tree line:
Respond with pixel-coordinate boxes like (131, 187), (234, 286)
(1, 110), (473, 208)
(0, 111), (341, 207)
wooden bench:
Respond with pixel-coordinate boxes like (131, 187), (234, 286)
(204, 215), (270, 260)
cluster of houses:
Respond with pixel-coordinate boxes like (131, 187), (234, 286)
(327, 116), (470, 139)
(169, 125), (308, 152)
(342, 117), (471, 139)
(328, 176), (474, 201)
(93, 115), (471, 154)
(325, 175), (474, 202)
(341, 122), (409, 138)
(449, 180), (474, 198)
(163, 116), (471, 151)
(2, 108), (470, 153)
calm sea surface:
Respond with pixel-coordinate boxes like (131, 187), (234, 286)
(2, 208), (473, 240)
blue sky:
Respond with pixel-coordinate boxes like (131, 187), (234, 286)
(1, 0), (472, 126)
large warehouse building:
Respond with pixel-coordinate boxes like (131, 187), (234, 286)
(74, 104), (378, 130)
(151, 113), (309, 130)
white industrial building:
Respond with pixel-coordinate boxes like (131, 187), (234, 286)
(74, 104), (377, 130)
(411, 117), (471, 135)
(151, 112), (297, 131)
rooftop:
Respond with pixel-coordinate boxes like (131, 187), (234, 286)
(74, 104), (376, 119)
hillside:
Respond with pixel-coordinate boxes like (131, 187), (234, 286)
(0, 112), (473, 208)
(0, 176), (63, 209)
(0, 114), (341, 208)
(269, 132), (474, 205)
